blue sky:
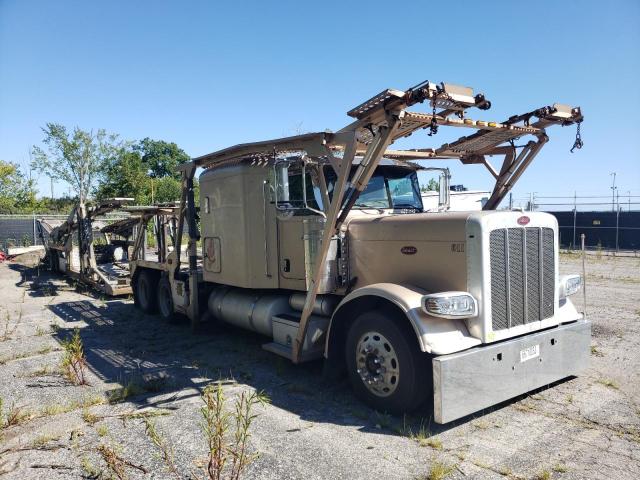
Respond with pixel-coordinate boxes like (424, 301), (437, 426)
(1, 0), (638, 209)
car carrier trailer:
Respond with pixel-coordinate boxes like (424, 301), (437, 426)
(41, 199), (136, 296)
(129, 79), (589, 423)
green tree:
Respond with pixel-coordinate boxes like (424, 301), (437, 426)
(422, 178), (439, 192)
(0, 160), (35, 213)
(31, 124), (122, 204)
(97, 149), (150, 204)
(97, 138), (191, 205)
(152, 176), (183, 204)
(135, 138), (189, 179)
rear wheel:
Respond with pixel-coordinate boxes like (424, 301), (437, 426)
(134, 270), (158, 313)
(157, 277), (177, 322)
(49, 251), (59, 273)
(345, 310), (431, 414)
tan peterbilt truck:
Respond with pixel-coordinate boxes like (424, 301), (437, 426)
(128, 80), (589, 423)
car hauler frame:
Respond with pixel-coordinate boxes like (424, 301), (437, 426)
(129, 79), (587, 422)
(41, 199), (136, 296)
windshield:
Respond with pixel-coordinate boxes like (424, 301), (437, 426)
(326, 166), (423, 211)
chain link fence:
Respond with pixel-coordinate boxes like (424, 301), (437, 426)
(0, 213), (128, 252)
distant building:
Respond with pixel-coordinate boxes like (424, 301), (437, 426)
(421, 189), (490, 211)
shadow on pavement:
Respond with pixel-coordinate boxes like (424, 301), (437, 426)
(21, 265), (570, 436)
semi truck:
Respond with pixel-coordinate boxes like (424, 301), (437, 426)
(127, 80), (589, 423)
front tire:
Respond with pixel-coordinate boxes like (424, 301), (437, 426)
(134, 270), (158, 313)
(345, 310), (430, 414)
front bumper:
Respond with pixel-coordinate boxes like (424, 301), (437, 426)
(432, 319), (591, 424)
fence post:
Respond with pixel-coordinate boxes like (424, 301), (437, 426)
(581, 233), (587, 319)
(33, 213), (37, 246)
(615, 206), (620, 253)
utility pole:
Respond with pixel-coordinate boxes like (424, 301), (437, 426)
(628, 191), (632, 212)
(509, 192), (513, 210)
(610, 172), (617, 212)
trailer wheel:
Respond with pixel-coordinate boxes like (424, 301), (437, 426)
(134, 270), (158, 313)
(345, 310), (430, 414)
(157, 277), (177, 322)
(49, 251), (59, 273)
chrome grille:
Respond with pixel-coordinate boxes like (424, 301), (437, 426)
(489, 227), (555, 331)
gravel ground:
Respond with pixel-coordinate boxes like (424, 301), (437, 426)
(0, 253), (639, 480)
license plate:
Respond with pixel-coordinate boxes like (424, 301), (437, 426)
(520, 344), (540, 363)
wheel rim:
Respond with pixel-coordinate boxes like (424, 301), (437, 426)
(355, 331), (400, 397)
(159, 283), (172, 317)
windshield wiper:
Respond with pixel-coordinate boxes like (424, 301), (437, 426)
(354, 203), (387, 209)
(393, 203), (421, 209)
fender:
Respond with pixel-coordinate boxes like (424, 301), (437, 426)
(327, 283), (481, 356)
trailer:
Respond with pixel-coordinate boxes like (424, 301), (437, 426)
(42, 199), (135, 296)
(129, 80), (588, 422)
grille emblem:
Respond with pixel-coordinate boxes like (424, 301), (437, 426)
(517, 216), (530, 225)
(401, 246), (417, 255)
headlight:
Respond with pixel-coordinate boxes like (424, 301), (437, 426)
(560, 274), (582, 298)
(421, 292), (478, 319)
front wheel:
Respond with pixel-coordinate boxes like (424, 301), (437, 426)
(345, 310), (431, 414)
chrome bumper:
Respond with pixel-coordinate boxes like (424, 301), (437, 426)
(432, 319), (591, 424)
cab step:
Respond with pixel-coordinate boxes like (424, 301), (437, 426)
(261, 313), (330, 363)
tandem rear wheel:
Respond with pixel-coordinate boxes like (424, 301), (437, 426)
(133, 269), (158, 313)
(345, 310), (432, 414)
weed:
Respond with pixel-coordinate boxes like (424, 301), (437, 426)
(496, 465), (512, 476)
(0, 345), (60, 364)
(597, 378), (619, 390)
(96, 424), (108, 437)
(26, 365), (57, 377)
(41, 403), (67, 416)
(422, 460), (455, 480)
(81, 456), (102, 478)
(535, 470), (552, 480)
(591, 345), (604, 357)
(566, 394), (574, 404)
(419, 438), (443, 450)
(32, 433), (60, 448)
(35, 326), (47, 336)
(472, 419), (490, 430)
(82, 408), (100, 426)
(553, 463), (569, 473)
(200, 384), (268, 480)
(4, 403), (32, 427)
(41, 396), (104, 419)
(401, 416), (437, 448)
(0, 396), (3, 427)
(37, 345), (53, 355)
(348, 406), (369, 421)
(454, 451), (466, 461)
(513, 402), (536, 412)
(97, 443), (147, 479)
(107, 380), (146, 404)
(119, 408), (171, 422)
(374, 411), (393, 430)
(144, 418), (180, 479)
(61, 328), (87, 385)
